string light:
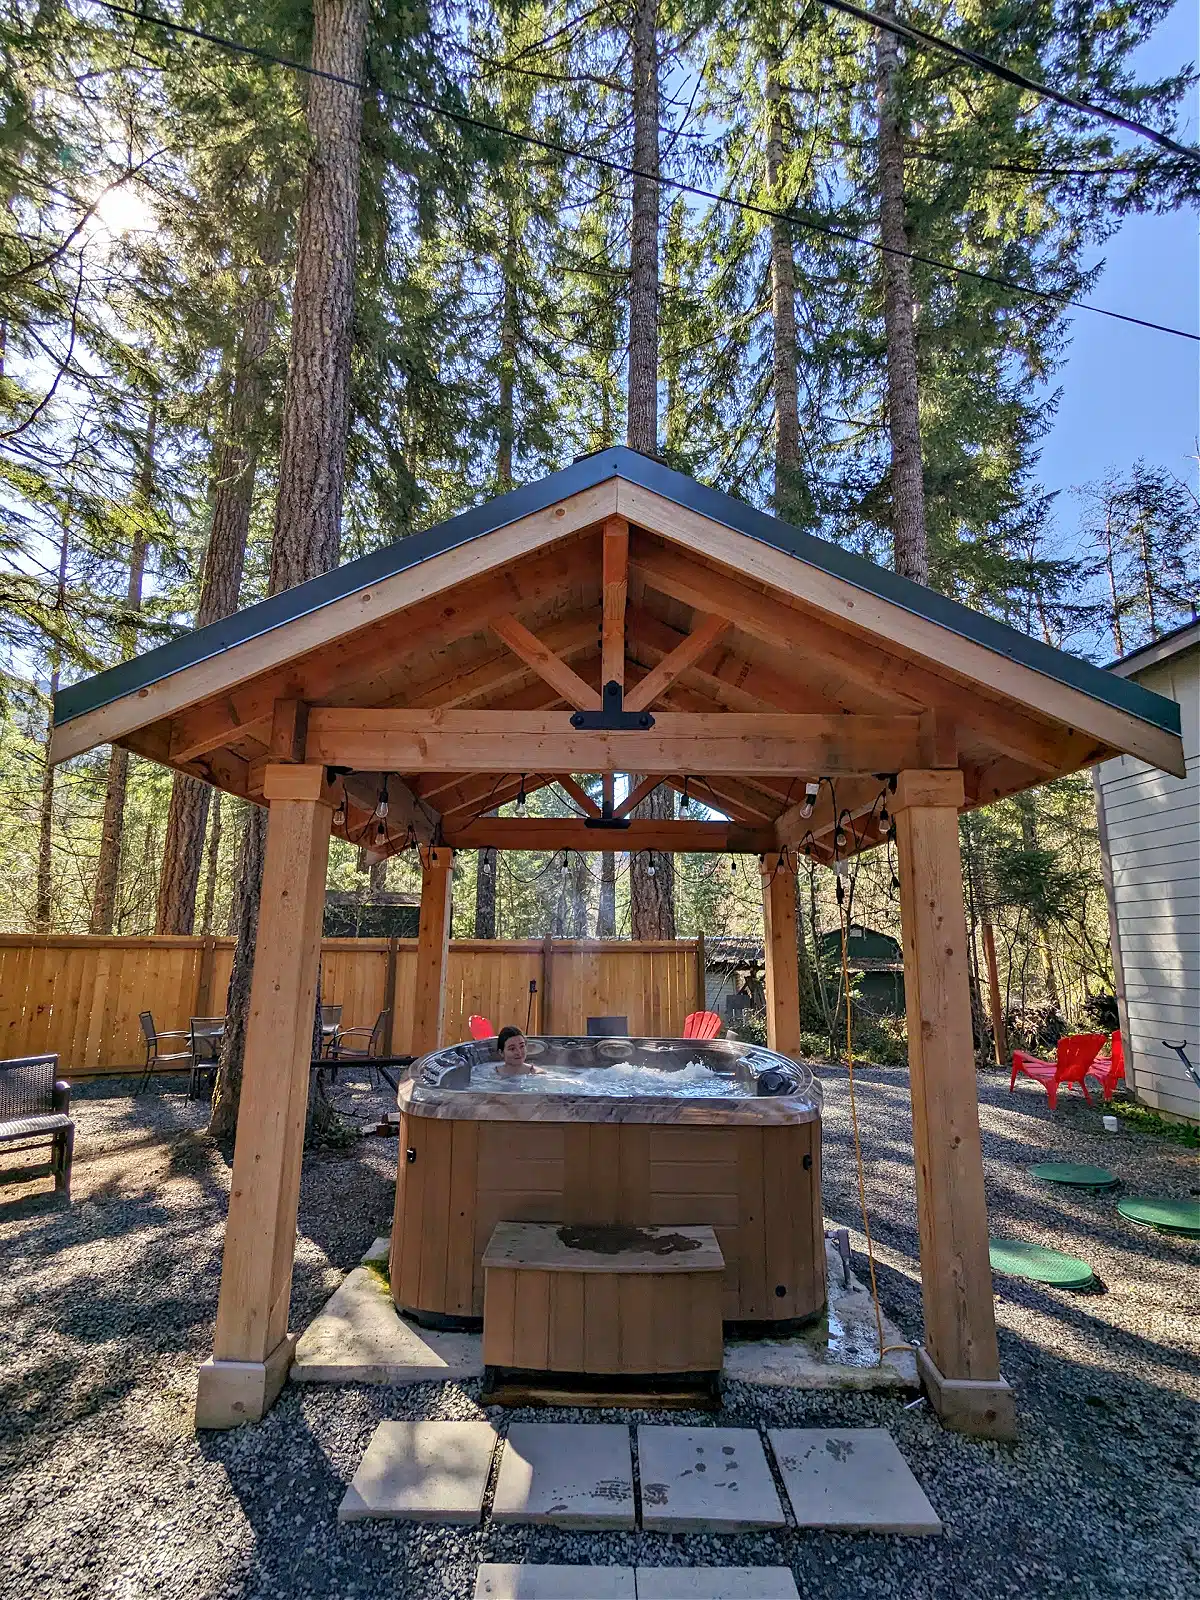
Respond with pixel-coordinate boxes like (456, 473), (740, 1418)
(374, 780), (389, 820)
(515, 776), (527, 818)
(560, 851), (570, 879)
(834, 811), (849, 849)
(878, 803), (890, 833)
(800, 780), (819, 819)
(646, 852), (657, 878)
(332, 791), (346, 829)
(375, 818), (388, 847)
(680, 778), (691, 813)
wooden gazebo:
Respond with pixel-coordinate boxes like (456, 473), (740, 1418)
(51, 449), (1185, 1439)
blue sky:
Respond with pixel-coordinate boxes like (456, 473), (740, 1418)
(1036, 3), (1198, 507)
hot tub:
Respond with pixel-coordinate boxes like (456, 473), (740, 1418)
(388, 1036), (825, 1330)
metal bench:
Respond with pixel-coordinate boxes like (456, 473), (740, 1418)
(0, 1053), (74, 1199)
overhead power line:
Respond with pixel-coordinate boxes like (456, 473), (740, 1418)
(98, 4), (1199, 343)
(816, 0), (1200, 164)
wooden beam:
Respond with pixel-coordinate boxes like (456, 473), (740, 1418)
(555, 774), (602, 817)
(411, 847), (454, 1056)
(615, 774), (664, 817)
(625, 614), (731, 712)
(406, 617), (596, 711)
(601, 515), (628, 689)
(305, 709), (924, 775)
(761, 856), (802, 1058)
(891, 768), (1015, 1438)
(443, 817), (775, 853)
(490, 613), (602, 711)
(267, 699), (309, 763)
(197, 769), (332, 1428)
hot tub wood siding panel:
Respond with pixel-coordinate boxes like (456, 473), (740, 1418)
(391, 1113), (824, 1325)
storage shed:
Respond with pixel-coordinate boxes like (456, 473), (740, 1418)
(1094, 620), (1200, 1123)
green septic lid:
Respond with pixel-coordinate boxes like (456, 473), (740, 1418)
(1117, 1196), (1200, 1236)
(989, 1238), (1097, 1288)
(1029, 1162), (1119, 1188)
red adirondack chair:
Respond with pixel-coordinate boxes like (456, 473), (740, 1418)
(683, 1010), (722, 1040)
(468, 1014), (494, 1040)
(1090, 1029), (1125, 1101)
(1009, 1032), (1107, 1109)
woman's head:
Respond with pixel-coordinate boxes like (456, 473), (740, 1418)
(496, 1025), (528, 1073)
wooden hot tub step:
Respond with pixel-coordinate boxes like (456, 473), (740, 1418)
(482, 1222), (725, 1381)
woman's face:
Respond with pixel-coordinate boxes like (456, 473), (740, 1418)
(501, 1033), (528, 1072)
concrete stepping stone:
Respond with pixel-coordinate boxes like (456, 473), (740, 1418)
(338, 1420), (498, 1523)
(636, 1427), (785, 1533)
(636, 1569), (799, 1598)
(474, 1566), (635, 1598)
(493, 1423), (635, 1528)
(768, 1428), (941, 1535)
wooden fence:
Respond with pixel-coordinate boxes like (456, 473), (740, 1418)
(0, 934), (706, 1077)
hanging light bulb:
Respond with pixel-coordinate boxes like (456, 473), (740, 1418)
(374, 780), (389, 821)
(680, 778), (691, 813)
(332, 794), (347, 829)
(560, 851), (570, 878)
(878, 804), (890, 834)
(891, 872), (901, 894)
(515, 776), (527, 818)
(646, 852), (657, 878)
(375, 818), (388, 847)
(730, 856), (737, 875)
(834, 814), (848, 849)
(800, 780), (819, 820)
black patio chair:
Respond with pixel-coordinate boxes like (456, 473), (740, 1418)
(188, 1017), (225, 1100)
(0, 1053), (74, 1199)
(320, 1003), (343, 1057)
(329, 1010), (390, 1086)
(138, 1011), (192, 1092)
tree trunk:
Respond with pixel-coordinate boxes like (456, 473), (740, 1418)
(1135, 510), (1159, 639)
(875, 1), (928, 585)
(269, 0), (368, 591)
(91, 402), (155, 935)
(765, 42), (803, 523)
(626, 0), (659, 456)
(570, 850), (589, 938)
(34, 508), (72, 932)
(1103, 506), (1125, 655)
(156, 284), (277, 933)
(596, 851), (617, 938)
(209, 0), (368, 1138)
(475, 847), (497, 937)
(1017, 794), (1061, 1013)
(200, 789), (223, 935)
(369, 856), (387, 894)
(497, 212), (517, 491)
(629, 781), (676, 938)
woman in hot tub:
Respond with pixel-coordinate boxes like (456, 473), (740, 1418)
(496, 1025), (543, 1078)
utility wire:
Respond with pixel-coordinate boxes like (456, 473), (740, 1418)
(98, 4), (1199, 343)
(815, 0), (1200, 165)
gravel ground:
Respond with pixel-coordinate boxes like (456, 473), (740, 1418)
(0, 1062), (1196, 1600)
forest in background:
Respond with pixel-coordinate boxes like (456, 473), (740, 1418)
(1, 0), (1197, 1069)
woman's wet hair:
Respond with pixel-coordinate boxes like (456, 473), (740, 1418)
(496, 1025), (525, 1053)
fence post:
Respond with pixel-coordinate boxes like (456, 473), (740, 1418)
(383, 936), (399, 1053)
(541, 934), (553, 1034)
(695, 932), (706, 1013)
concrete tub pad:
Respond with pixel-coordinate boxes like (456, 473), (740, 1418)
(338, 1420), (498, 1523)
(474, 1566), (635, 1598)
(493, 1423), (635, 1528)
(636, 1427), (785, 1533)
(636, 1570), (799, 1598)
(768, 1428), (941, 1535)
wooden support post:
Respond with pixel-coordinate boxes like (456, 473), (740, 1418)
(542, 933), (553, 1034)
(761, 858), (802, 1059)
(196, 935), (217, 1017)
(383, 935), (400, 1055)
(981, 922), (1006, 1066)
(196, 764), (333, 1429)
(891, 770), (1015, 1440)
(411, 846), (454, 1057)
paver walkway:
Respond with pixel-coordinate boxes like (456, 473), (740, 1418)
(768, 1428), (941, 1534)
(473, 1569), (800, 1599)
(492, 1422), (635, 1528)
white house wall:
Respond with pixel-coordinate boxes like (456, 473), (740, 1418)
(1096, 646), (1199, 1121)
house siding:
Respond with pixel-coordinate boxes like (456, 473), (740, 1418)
(1096, 642), (1199, 1121)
